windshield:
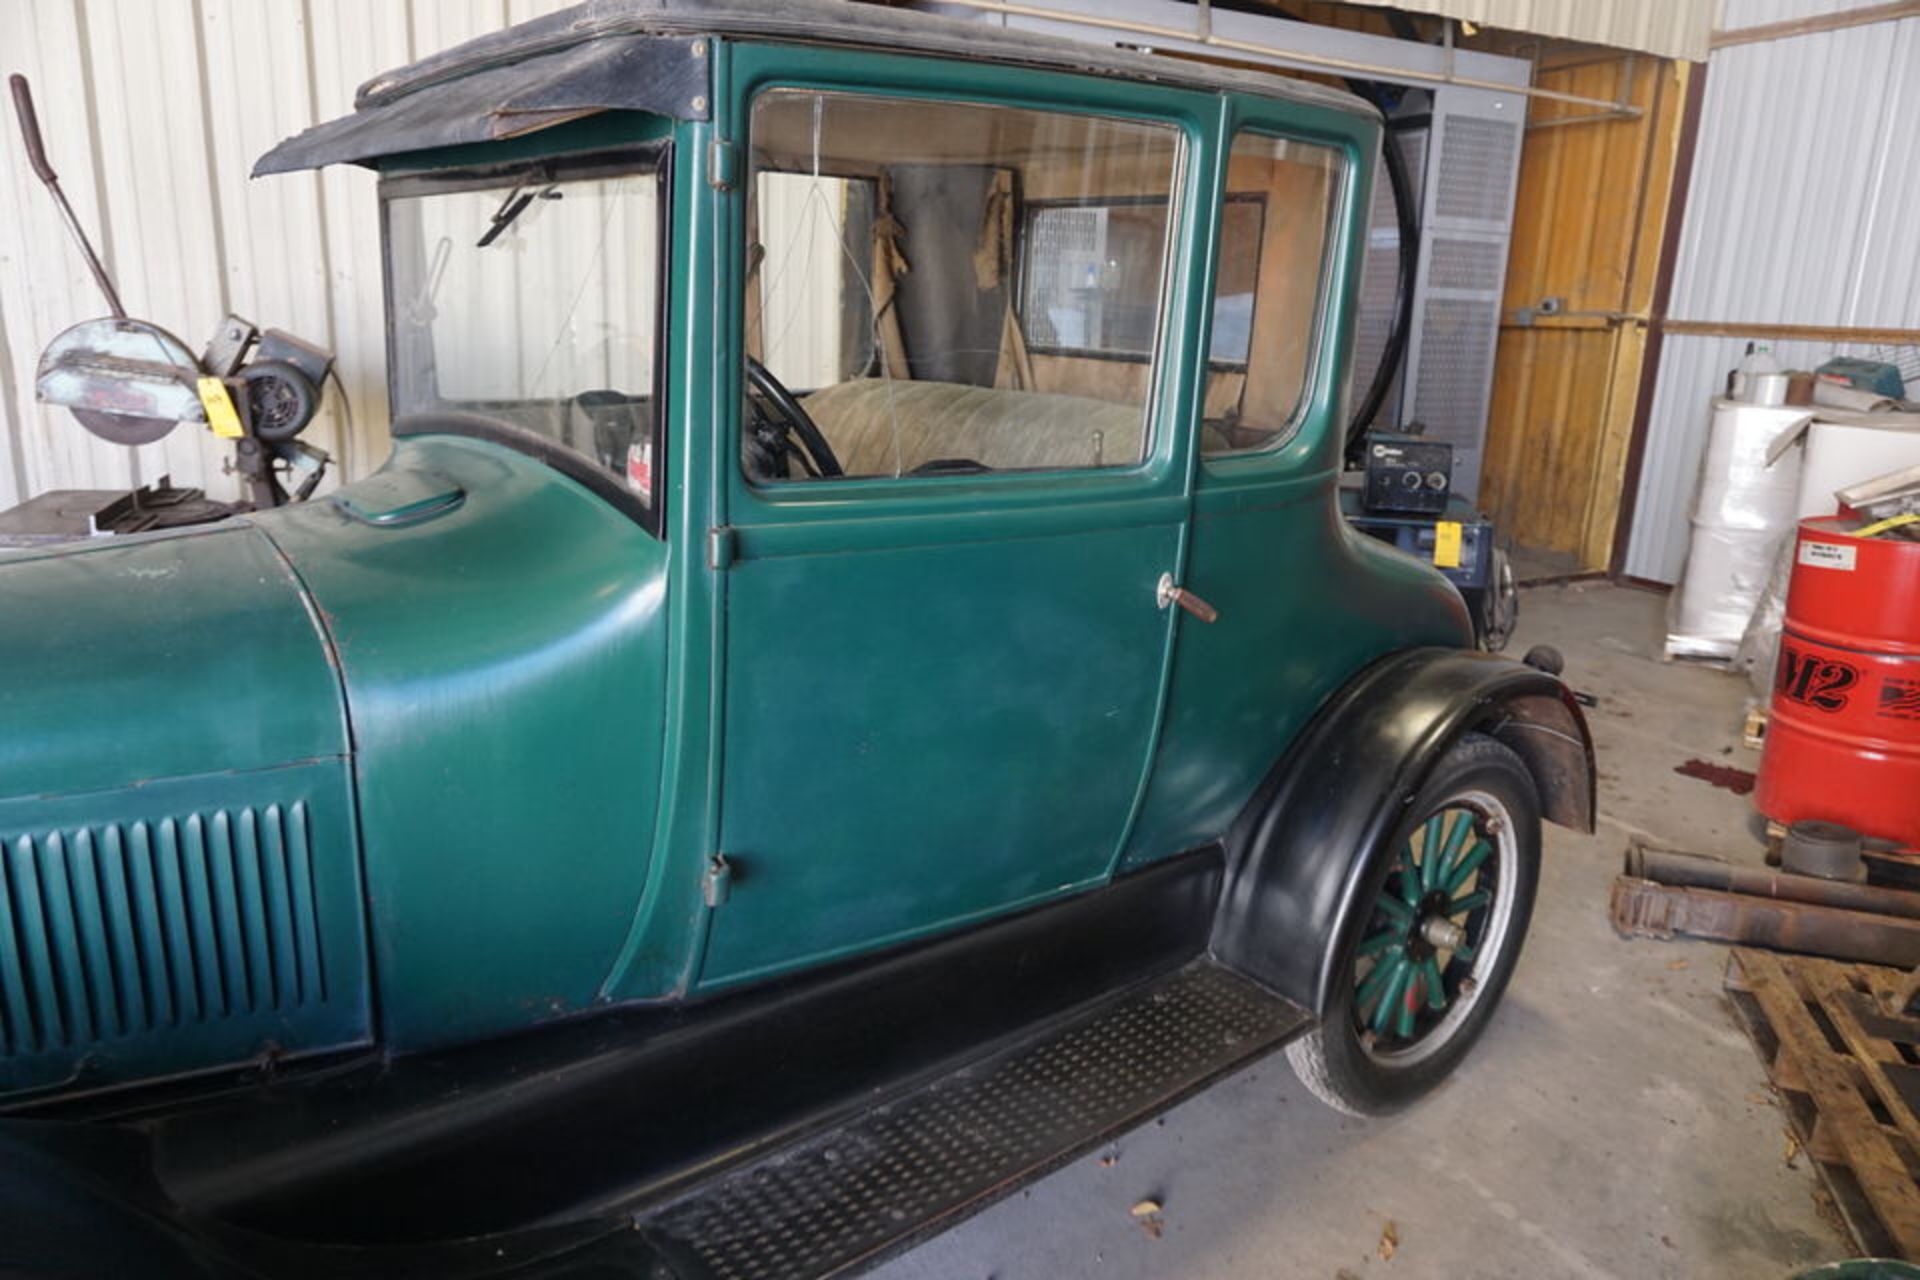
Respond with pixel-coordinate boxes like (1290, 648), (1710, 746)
(383, 149), (664, 513)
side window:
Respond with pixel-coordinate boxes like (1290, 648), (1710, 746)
(385, 156), (666, 520)
(743, 89), (1182, 484)
(1201, 132), (1343, 457)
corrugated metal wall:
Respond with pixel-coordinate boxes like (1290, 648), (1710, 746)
(1340, 0), (1716, 62)
(0, 0), (575, 512)
(1622, 0), (1920, 581)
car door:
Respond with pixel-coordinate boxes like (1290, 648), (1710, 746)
(1118, 103), (1469, 866)
(699, 47), (1211, 988)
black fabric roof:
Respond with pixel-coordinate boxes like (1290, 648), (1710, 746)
(255, 0), (1370, 177)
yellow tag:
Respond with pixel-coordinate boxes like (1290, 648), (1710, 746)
(197, 376), (244, 439)
(1856, 512), (1920, 539)
(1433, 520), (1463, 569)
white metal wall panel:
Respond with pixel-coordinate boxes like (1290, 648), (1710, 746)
(1343, 0), (1717, 61)
(1719, 0), (1899, 29)
(1623, 11), (1920, 581)
(0, 0), (572, 511)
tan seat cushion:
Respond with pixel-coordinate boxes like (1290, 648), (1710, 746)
(801, 378), (1146, 478)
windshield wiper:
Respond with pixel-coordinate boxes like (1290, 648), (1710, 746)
(477, 184), (559, 248)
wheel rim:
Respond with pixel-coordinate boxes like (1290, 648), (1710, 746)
(1350, 788), (1520, 1067)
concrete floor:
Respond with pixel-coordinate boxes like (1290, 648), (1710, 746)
(877, 583), (1852, 1280)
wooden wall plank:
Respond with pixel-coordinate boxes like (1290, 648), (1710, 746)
(1479, 53), (1690, 568)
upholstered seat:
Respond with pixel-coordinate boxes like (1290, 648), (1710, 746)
(800, 378), (1146, 478)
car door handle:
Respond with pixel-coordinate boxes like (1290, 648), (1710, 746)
(1156, 573), (1219, 624)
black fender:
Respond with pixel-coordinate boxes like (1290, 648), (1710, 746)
(1211, 647), (1594, 1017)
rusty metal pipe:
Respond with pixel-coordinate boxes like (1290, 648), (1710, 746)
(1611, 876), (1920, 969)
(1625, 842), (1920, 921)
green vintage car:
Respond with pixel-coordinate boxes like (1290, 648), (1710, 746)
(0, 2), (1593, 1275)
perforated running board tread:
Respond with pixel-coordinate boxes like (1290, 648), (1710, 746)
(639, 960), (1308, 1280)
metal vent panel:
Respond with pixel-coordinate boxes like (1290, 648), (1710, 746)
(0, 770), (368, 1097)
(1401, 92), (1524, 503)
(0, 806), (326, 1058)
(1427, 237), (1509, 293)
(1434, 117), (1519, 223)
(1410, 295), (1501, 497)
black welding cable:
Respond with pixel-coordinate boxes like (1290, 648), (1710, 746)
(1343, 83), (1421, 467)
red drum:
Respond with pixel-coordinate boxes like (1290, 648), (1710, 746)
(1755, 518), (1920, 850)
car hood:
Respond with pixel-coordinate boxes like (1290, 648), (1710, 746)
(0, 523), (348, 805)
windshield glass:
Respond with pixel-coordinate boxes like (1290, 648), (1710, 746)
(384, 149), (663, 508)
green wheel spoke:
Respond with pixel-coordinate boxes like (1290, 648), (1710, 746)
(1413, 821), (1443, 890)
(1398, 841), (1424, 905)
(1375, 893), (1414, 925)
(1355, 929), (1401, 958)
(1421, 956), (1447, 1011)
(1443, 841), (1493, 895)
(1394, 981), (1416, 1039)
(1372, 961), (1412, 1036)
(1450, 888), (1492, 916)
(1356, 952), (1401, 1015)
(1432, 811), (1473, 888)
(1454, 939), (1476, 963)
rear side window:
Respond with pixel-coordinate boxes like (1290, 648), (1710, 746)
(1200, 132), (1343, 457)
(743, 89), (1182, 485)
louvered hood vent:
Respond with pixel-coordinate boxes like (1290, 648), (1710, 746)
(1, 800), (366, 1095)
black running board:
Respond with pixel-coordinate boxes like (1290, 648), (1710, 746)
(638, 959), (1308, 1279)
(0, 958), (1306, 1280)
(0, 853), (1311, 1279)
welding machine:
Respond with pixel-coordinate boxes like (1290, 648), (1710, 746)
(1362, 432), (1453, 516)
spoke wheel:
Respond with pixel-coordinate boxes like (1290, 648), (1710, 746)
(1349, 789), (1519, 1068)
(1285, 733), (1541, 1116)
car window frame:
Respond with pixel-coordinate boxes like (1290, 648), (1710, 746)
(730, 80), (1194, 503)
(379, 142), (672, 536)
(1195, 126), (1350, 466)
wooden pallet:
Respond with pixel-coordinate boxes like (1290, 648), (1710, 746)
(1725, 948), (1920, 1257)
(1743, 706), (1769, 750)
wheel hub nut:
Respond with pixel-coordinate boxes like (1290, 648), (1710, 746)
(1420, 916), (1467, 952)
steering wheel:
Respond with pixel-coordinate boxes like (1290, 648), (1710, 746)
(573, 389), (647, 473)
(744, 356), (843, 480)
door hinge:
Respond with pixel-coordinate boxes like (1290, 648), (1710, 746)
(708, 524), (737, 570)
(703, 853), (733, 908)
(707, 136), (738, 192)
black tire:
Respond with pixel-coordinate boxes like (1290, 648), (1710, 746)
(1285, 732), (1541, 1116)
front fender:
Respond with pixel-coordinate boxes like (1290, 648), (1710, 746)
(1211, 648), (1593, 1016)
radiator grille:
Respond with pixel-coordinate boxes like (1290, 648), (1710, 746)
(0, 805), (325, 1058)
